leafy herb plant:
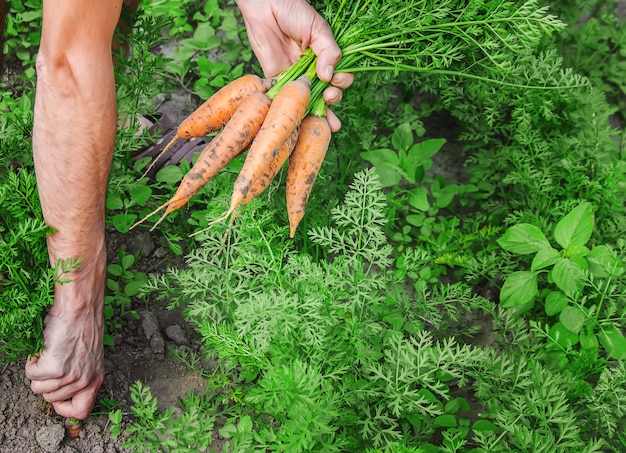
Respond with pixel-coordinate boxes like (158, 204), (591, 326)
(498, 202), (626, 366)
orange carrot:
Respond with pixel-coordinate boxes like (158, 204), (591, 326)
(214, 76), (311, 223)
(286, 115), (332, 238)
(242, 128), (299, 204)
(143, 74), (273, 177)
(130, 90), (272, 231)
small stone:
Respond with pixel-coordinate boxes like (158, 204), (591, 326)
(165, 325), (188, 345)
(150, 334), (165, 356)
(35, 423), (65, 452)
(139, 310), (160, 341)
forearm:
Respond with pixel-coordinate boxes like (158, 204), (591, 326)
(33, 1), (120, 314)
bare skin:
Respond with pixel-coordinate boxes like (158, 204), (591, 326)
(25, 0), (121, 420)
(26, 0), (352, 421)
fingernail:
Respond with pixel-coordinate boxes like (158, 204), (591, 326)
(324, 65), (334, 81)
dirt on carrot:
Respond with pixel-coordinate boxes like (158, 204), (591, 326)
(242, 128), (299, 204)
(130, 90), (272, 231)
(222, 76), (311, 220)
(286, 114), (332, 238)
(142, 74), (273, 176)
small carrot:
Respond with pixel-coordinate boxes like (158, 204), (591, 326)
(142, 74), (273, 177)
(214, 76), (311, 223)
(286, 114), (332, 238)
(129, 90), (272, 231)
(242, 128), (299, 204)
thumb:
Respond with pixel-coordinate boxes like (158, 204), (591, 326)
(308, 16), (341, 82)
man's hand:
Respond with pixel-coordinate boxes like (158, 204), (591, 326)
(25, 295), (105, 420)
(236, 0), (354, 132)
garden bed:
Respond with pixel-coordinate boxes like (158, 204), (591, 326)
(2, 1), (626, 452)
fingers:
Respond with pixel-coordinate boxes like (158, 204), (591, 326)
(25, 354), (63, 381)
(330, 72), (354, 90)
(325, 108), (342, 133)
(53, 390), (99, 420)
(323, 73), (355, 105)
(323, 72), (355, 133)
(308, 15), (342, 82)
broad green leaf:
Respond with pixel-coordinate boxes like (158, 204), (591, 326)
(434, 185), (458, 208)
(218, 423), (237, 439)
(391, 123), (414, 152)
(554, 202), (593, 249)
(559, 305), (586, 334)
(129, 185), (152, 206)
(599, 326), (626, 360)
(530, 247), (560, 271)
(407, 413), (428, 429)
(544, 290), (568, 316)
(196, 55), (213, 76)
(473, 420), (498, 432)
(238, 415), (253, 433)
(406, 214), (425, 227)
(416, 388), (443, 411)
(361, 149), (403, 186)
(408, 138), (445, 169)
(121, 254), (135, 270)
(155, 165), (184, 185)
(548, 322), (579, 349)
(434, 414), (457, 428)
(587, 245), (625, 278)
(498, 224), (550, 254)
(108, 264), (123, 277)
(103, 304), (115, 320)
(579, 332), (599, 350)
(125, 279), (148, 297)
(408, 186), (429, 211)
(444, 397), (470, 414)
(383, 311), (404, 331)
(552, 257), (587, 299)
(361, 148), (400, 167)
(500, 271), (538, 308)
(566, 244), (589, 257)
(372, 162), (404, 187)
(103, 333), (115, 347)
(105, 194), (124, 211)
(110, 213), (137, 234)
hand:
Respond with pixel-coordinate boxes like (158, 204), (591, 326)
(25, 282), (105, 420)
(236, 0), (354, 132)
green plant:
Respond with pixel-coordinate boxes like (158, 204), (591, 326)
(360, 122), (479, 257)
(2, 0), (41, 75)
(104, 249), (147, 345)
(154, 0), (253, 99)
(0, 165), (79, 363)
(122, 380), (217, 452)
(497, 202), (626, 369)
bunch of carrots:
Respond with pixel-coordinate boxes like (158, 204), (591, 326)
(131, 0), (582, 237)
(131, 50), (331, 238)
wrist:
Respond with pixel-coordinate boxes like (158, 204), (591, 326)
(48, 235), (107, 314)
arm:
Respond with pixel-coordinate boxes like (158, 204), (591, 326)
(25, 0), (122, 420)
(235, 0), (354, 132)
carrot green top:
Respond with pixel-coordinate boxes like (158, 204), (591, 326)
(269, 0), (587, 118)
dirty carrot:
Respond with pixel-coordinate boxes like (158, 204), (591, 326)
(286, 113), (332, 238)
(142, 74), (273, 177)
(242, 128), (299, 204)
(213, 75), (311, 224)
(130, 90), (272, 231)
(65, 418), (82, 439)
